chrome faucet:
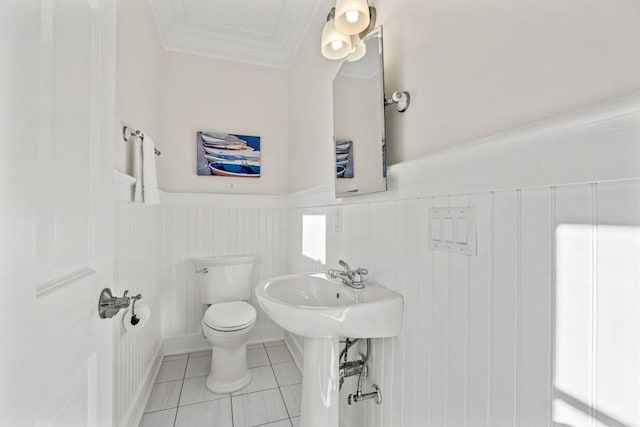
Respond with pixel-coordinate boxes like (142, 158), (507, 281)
(328, 260), (368, 289)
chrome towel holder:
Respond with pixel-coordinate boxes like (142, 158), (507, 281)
(122, 125), (161, 156)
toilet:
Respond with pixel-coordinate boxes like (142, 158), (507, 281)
(195, 254), (257, 393)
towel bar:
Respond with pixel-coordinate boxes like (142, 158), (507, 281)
(122, 126), (161, 156)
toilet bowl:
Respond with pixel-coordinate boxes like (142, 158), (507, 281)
(201, 301), (257, 393)
(194, 254), (258, 394)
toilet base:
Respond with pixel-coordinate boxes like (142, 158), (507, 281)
(205, 342), (252, 394)
(206, 369), (252, 394)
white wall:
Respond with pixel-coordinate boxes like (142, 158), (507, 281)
(287, 0), (640, 193)
(160, 194), (288, 351)
(113, 202), (163, 427)
(287, 179), (640, 427)
(116, 0), (289, 195)
(110, 3), (640, 426)
(114, 3), (166, 425)
(158, 52), (289, 195)
(284, 96), (640, 427)
(115, 0), (165, 175)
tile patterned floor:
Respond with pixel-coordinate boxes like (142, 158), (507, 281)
(139, 341), (301, 427)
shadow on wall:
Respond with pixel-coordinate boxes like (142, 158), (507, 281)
(554, 224), (639, 427)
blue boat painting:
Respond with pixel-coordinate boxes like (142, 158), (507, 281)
(336, 140), (354, 178)
(197, 131), (261, 178)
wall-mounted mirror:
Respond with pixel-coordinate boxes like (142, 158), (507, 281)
(332, 26), (386, 198)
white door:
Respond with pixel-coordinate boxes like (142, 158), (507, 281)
(0, 0), (116, 426)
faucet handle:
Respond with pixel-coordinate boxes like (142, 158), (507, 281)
(338, 260), (351, 272)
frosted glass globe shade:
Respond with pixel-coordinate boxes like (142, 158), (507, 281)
(321, 17), (352, 60)
(335, 0), (370, 35)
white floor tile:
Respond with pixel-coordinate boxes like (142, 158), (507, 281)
(231, 366), (278, 396)
(280, 383), (302, 417)
(179, 376), (229, 406)
(188, 350), (212, 359)
(145, 381), (182, 413)
(247, 347), (270, 368)
(138, 408), (176, 427)
(164, 354), (188, 362)
(156, 359), (187, 383)
(272, 362), (302, 387)
(247, 343), (265, 350)
(185, 356), (211, 378)
(174, 398), (232, 427)
(231, 389), (288, 427)
(291, 416), (300, 427)
(264, 340), (285, 348)
(261, 420), (293, 427)
(266, 345), (293, 365)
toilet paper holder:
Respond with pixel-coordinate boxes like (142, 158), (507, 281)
(98, 288), (142, 319)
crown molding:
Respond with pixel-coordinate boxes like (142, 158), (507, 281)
(148, 0), (321, 69)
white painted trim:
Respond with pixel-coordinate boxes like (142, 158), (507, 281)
(147, 0), (320, 69)
(121, 343), (163, 427)
(160, 190), (286, 209)
(286, 92), (640, 208)
(163, 333), (209, 356)
(249, 324), (285, 345)
(36, 267), (96, 297)
(162, 45), (289, 71)
(157, 93), (640, 209)
(162, 325), (284, 356)
(113, 170), (136, 203)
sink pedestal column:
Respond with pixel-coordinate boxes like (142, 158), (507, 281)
(300, 336), (340, 427)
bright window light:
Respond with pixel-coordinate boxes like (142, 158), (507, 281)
(302, 215), (326, 265)
(554, 224), (640, 427)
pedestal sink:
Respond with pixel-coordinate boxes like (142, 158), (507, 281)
(255, 273), (403, 427)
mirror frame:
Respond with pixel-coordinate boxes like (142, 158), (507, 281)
(332, 26), (387, 198)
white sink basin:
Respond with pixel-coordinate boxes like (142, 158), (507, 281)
(255, 273), (403, 338)
(255, 273), (403, 427)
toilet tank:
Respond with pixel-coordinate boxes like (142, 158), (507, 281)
(194, 254), (257, 304)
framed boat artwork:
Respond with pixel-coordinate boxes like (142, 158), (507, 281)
(196, 131), (261, 178)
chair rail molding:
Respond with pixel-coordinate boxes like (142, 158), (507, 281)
(286, 92), (640, 208)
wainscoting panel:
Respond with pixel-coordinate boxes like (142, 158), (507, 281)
(287, 179), (640, 427)
(113, 202), (163, 427)
(161, 203), (288, 339)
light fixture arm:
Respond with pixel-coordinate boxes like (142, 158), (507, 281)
(358, 6), (377, 41)
(326, 7), (336, 22)
(385, 91), (411, 113)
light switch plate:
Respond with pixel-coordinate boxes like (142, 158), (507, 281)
(429, 207), (477, 256)
(335, 208), (343, 233)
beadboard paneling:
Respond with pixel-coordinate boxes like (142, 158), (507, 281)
(113, 201), (163, 427)
(161, 204), (288, 338)
(286, 179), (640, 427)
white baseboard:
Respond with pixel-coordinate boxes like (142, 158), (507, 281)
(163, 324), (284, 356)
(163, 333), (210, 356)
(248, 324), (284, 345)
(284, 331), (303, 372)
(121, 343), (163, 427)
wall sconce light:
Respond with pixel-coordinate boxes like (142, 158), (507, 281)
(335, 0), (371, 35)
(321, 1), (376, 61)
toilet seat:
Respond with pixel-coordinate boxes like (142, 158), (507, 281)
(204, 301), (256, 331)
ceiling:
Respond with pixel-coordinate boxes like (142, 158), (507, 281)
(149, 0), (321, 68)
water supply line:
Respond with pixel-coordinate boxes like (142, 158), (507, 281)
(338, 338), (382, 405)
